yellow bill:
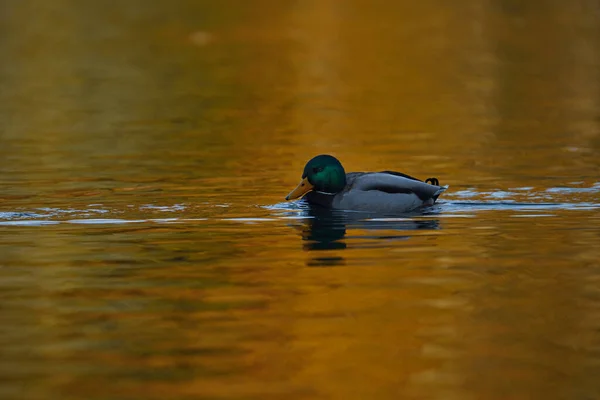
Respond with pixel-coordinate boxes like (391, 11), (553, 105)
(285, 177), (314, 200)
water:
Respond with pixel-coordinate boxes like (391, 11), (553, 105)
(1, 1), (600, 399)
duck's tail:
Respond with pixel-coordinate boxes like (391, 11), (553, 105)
(433, 185), (449, 201)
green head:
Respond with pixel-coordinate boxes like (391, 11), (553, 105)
(286, 154), (347, 200)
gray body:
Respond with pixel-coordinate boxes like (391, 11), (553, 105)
(305, 172), (448, 213)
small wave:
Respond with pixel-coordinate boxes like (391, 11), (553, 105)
(139, 204), (187, 212)
(0, 220), (60, 226)
(442, 201), (599, 213)
(1, 184), (598, 228)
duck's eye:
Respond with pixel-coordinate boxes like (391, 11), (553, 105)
(312, 167), (323, 173)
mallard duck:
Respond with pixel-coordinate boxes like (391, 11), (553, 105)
(285, 154), (448, 213)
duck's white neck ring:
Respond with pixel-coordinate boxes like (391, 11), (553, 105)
(314, 190), (337, 196)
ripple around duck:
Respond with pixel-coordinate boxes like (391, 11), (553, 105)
(440, 200), (600, 213)
(0, 184), (599, 226)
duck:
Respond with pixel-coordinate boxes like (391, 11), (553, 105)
(285, 154), (448, 213)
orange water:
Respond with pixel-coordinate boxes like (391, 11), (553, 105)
(1, 1), (600, 399)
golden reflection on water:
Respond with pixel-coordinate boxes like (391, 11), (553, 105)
(1, 1), (600, 399)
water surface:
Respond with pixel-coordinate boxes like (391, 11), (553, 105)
(1, 1), (600, 399)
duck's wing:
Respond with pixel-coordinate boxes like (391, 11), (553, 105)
(379, 170), (422, 182)
(351, 172), (448, 201)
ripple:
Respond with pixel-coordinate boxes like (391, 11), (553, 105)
(0, 220), (60, 226)
(443, 201), (599, 213)
(139, 204), (186, 212)
(546, 184), (600, 194)
(1, 185), (599, 228)
(511, 214), (556, 218)
(67, 219), (147, 224)
(0, 212), (43, 219)
(224, 218), (277, 223)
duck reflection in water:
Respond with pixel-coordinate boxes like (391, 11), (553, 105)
(297, 205), (441, 267)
